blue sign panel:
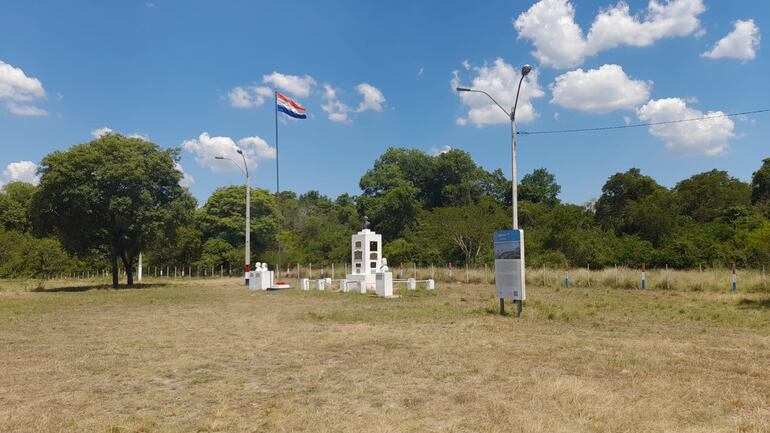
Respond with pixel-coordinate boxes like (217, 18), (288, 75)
(494, 230), (520, 242)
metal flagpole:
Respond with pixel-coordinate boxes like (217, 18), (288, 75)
(275, 90), (280, 194)
(275, 90), (282, 276)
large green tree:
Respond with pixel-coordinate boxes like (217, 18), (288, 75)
(595, 168), (664, 230)
(519, 168), (561, 206)
(360, 147), (506, 209)
(0, 182), (37, 233)
(195, 185), (279, 259)
(415, 198), (508, 264)
(675, 170), (751, 222)
(751, 158), (770, 206)
(358, 180), (421, 240)
(31, 133), (187, 287)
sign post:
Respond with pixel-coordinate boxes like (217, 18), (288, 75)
(494, 230), (525, 317)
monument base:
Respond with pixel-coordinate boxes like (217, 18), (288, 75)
(346, 273), (376, 293)
(267, 282), (291, 290)
(248, 270), (273, 290)
(376, 272), (394, 297)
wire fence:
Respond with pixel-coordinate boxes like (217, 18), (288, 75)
(16, 262), (770, 292)
(274, 263), (770, 292)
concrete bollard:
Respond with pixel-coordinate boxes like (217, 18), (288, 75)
(340, 279), (349, 292)
(427, 279), (435, 290)
(358, 281), (366, 294)
(317, 279), (325, 291)
(407, 278), (416, 290)
(325, 277), (332, 285)
(301, 278), (310, 291)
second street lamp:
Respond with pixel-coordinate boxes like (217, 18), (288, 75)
(456, 64), (532, 317)
(215, 149), (250, 286)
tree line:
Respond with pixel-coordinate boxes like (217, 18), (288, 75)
(1, 133), (769, 286)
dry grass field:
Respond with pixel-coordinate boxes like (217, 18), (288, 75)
(1, 277), (769, 433)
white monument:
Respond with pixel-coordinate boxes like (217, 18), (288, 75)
(248, 263), (274, 291)
(346, 216), (383, 293)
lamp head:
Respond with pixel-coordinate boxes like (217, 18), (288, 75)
(214, 156), (225, 160)
(236, 149), (243, 155)
(521, 64), (532, 76)
(456, 86), (472, 92)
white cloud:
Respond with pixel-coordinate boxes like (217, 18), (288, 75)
(228, 85), (272, 108)
(0, 59), (47, 116)
(356, 83), (386, 112)
(513, 0), (587, 69)
(637, 98), (734, 156)
(91, 127), (114, 138)
(127, 133), (150, 140)
(452, 58), (545, 127)
(429, 145), (453, 156)
(586, 0), (705, 53)
(321, 83), (386, 122)
(2, 160), (39, 185)
(0, 60), (46, 101)
(90, 127), (148, 140)
(550, 64), (651, 113)
(5, 102), (47, 116)
(262, 72), (316, 98)
(417, 67), (424, 76)
(702, 19), (761, 61)
(321, 84), (352, 123)
(514, 0), (706, 68)
(175, 162), (194, 188)
(181, 132), (276, 173)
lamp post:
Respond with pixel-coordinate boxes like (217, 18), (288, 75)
(215, 149), (250, 286)
(456, 64), (531, 229)
(457, 64), (532, 316)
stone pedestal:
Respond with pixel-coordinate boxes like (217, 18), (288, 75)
(427, 279), (435, 290)
(317, 279), (325, 291)
(300, 278), (310, 291)
(376, 272), (393, 297)
(248, 270), (273, 290)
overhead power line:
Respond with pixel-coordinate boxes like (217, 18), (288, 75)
(517, 108), (770, 136)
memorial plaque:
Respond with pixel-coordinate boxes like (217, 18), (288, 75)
(494, 230), (525, 300)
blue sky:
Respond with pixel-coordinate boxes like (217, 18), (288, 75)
(0, 0), (767, 205)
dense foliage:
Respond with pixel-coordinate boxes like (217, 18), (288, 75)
(1, 139), (769, 283)
(30, 134), (191, 286)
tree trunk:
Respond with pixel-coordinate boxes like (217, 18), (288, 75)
(111, 252), (119, 288)
(121, 252), (134, 287)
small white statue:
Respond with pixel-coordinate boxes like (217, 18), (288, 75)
(379, 257), (389, 273)
(262, 263), (269, 272)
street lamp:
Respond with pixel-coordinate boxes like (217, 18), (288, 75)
(456, 63), (531, 230)
(457, 64), (532, 317)
(215, 149), (250, 286)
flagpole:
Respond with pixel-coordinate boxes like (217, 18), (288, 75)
(275, 90), (282, 278)
(275, 90), (280, 195)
